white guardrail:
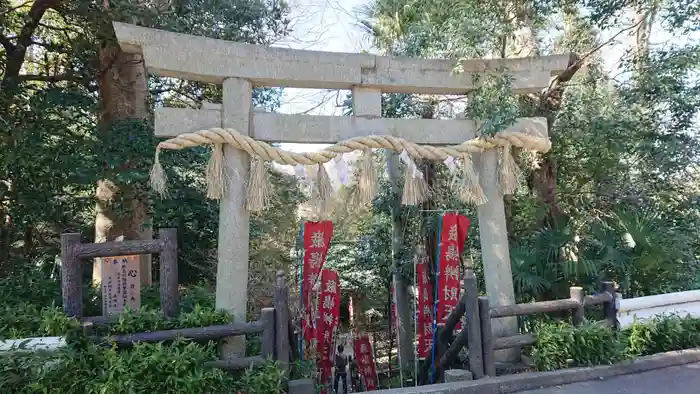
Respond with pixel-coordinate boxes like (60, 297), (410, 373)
(0, 336), (66, 354)
(617, 289), (700, 328)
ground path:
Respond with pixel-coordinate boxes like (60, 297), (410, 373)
(519, 363), (700, 394)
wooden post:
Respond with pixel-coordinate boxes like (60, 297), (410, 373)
(61, 233), (83, 318)
(464, 268), (484, 378)
(274, 271), (290, 371)
(570, 286), (585, 326)
(478, 296), (496, 377)
(601, 281), (617, 329)
(288, 317), (300, 361)
(261, 307), (275, 359)
(159, 228), (179, 318)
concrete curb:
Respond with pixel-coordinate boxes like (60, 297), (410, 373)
(376, 348), (700, 393)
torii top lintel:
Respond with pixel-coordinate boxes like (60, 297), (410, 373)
(113, 22), (575, 95)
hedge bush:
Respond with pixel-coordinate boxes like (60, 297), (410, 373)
(532, 314), (700, 371)
(0, 274), (290, 394)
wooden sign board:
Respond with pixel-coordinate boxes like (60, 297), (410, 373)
(101, 255), (141, 316)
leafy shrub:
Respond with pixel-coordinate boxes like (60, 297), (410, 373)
(1, 340), (236, 393)
(0, 274), (291, 393)
(532, 321), (627, 371)
(532, 314), (700, 371)
(0, 304), (79, 340)
(625, 314), (700, 356)
(232, 361), (287, 394)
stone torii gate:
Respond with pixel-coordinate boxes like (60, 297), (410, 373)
(113, 22), (572, 359)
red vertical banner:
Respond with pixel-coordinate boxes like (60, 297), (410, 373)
(436, 213), (469, 324)
(301, 221), (334, 344)
(316, 269), (340, 391)
(416, 257), (434, 358)
(353, 333), (378, 391)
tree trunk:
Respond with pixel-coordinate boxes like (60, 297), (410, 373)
(93, 41), (153, 286)
(385, 149), (415, 377)
(507, 0), (568, 229)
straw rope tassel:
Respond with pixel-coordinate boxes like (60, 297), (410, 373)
(205, 143), (226, 199)
(314, 163), (333, 216)
(150, 146), (168, 198)
(459, 153), (487, 205)
(401, 156), (429, 206)
(498, 144), (521, 195)
(357, 148), (377, 204)
(246, 157), (270, 212)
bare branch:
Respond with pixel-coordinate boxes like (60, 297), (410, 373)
(545, 17), (647, 95)
(17, 73), (88, 83)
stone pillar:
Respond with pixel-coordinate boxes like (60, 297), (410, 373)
(217, 77), (252, 357)
(444, 369), (473, 382)
(474, 150), (519, 362)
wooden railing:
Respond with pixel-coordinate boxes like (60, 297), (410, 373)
(478, 281), (617, 376)
(416, 277), (619, 384)
(60, 228), (179, 319)
(79, 271), (294, 373)
(417, 267), (484, 384)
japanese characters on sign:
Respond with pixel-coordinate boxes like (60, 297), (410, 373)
(316, 269), (340, 392)
(416, 257), (434, 358)
(301, 221), (334, 345)
(101, 255), (141, 316)
(436, 213), (469, 326)
(353, 333), (378, 391)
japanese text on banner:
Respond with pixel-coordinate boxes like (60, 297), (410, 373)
(416, 258), (433, 358)
(301, 221), (333, 345)
(353, 333), (378, 391)
(436, 213), (469, 324)
(316, 269), (340, 391)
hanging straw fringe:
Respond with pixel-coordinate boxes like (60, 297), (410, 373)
(246, 157), (270, 212)
(401, 155), (429, 206)
(458, 153), (487, 205)
(498, 144), (521, 195)
(205, 143), (226, 199)
(357, 149), (377, 204)
(312, 163), (334, 216)
(150, 145), (168, 198)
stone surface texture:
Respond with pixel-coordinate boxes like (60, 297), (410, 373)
(519, 363), (700, 394)
(445, 369), (474, 382)
(216, 77), (252, 357)
(113, 22), (571, 93)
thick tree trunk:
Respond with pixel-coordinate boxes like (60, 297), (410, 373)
(0, 0), (61, 274)
(93, 42), (153, 285)
(385, 149), (415, 377)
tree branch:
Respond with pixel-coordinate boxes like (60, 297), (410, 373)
(544, 16), (648, 95)
(2, 0), (64, 91)
(17, 73), (88, 83)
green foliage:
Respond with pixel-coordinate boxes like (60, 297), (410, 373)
(1, 340), (235, 394)
(232, 361), (288, 394)
(532, 314), (700, 371)
(625, 314), (700, 356)
(0, 282), (287, 394)
(533, 321), (627, 371)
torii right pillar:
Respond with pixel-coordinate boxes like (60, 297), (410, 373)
(475, 148), (519, 362)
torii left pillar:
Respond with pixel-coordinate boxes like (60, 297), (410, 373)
(217, 78), (252, 357)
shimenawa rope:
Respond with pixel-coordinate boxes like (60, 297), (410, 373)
(149, 126), (551, 211)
